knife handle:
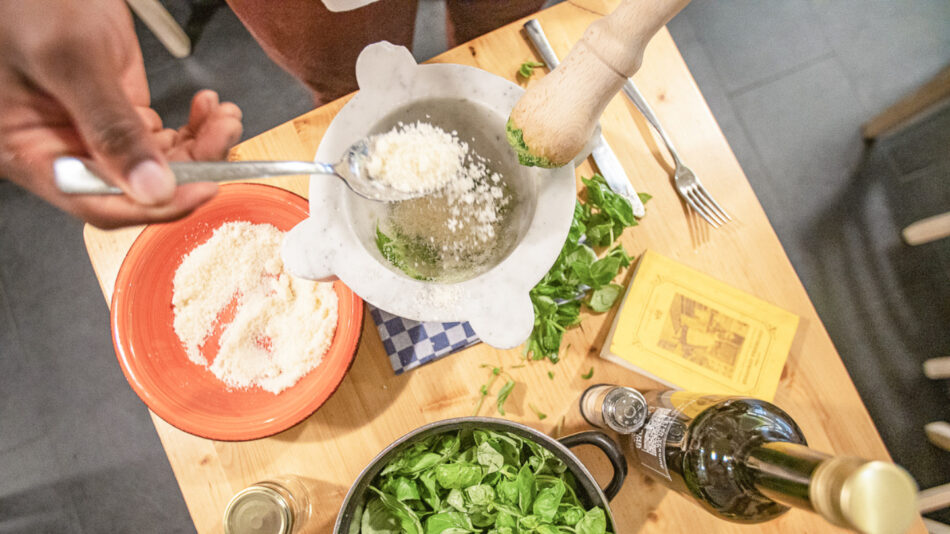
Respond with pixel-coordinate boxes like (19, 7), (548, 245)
(523, 19), (561, 70)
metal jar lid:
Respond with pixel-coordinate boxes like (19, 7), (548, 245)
(224, 485), (294, 534)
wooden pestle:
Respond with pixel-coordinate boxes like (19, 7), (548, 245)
(507, 0), (690, 168)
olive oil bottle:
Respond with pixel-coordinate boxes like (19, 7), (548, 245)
(579, 386), (919, 534)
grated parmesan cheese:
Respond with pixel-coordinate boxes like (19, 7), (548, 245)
(172, 222), (338, 395)
(374, 120), (513, 282)
(366, 122), (466, 194)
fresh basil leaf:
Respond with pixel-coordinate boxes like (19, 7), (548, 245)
(585, 217), (615, 248)
(589, 256), (621, 287)
(602, 193), (634, 227)
(495, 479), (519, 505)
(470, 509), (497, 528)
(379, 455), (407, 477)
(486, 431), (522, 467)
(567, 203), (587, 242)
(418, 470), (441, 510)
(465, 484), (495, 506)
(496, 380), (515, 416)
(533, 295), (557, 318)
(557, 504), (586, 526)
(588, 283), (623, 313)
(446, 488), (467, 513)
(606, 245), (633, 268)
(476, 441), (505, 474)
(567, 245), (598, 283)
(532, 480), (566, 522)
(404, 452), (443, 474)
(424, 511), (473, 534)
(516, 464), (536, 515)
(368, 487), (424, 534)
(518, 514), (542, 530)
(361, 497), (402, 534)
(437, 434), (461, 457)
(575, 507), (608, 534)
(518, 61), (545, 79)
(435, 463), (482, 489)
(495, 510), (518, 528)
(391, 477), (420, 502)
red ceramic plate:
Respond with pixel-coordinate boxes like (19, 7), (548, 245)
(111, 183), (362, 441)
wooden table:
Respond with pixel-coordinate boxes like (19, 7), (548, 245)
(83, 1), (924, 532)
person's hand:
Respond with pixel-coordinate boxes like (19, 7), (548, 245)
(0, 0), (243, 228)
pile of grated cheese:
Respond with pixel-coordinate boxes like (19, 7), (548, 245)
(171, 222), (338, 395)
(367, 121), (466, 194)
(373, 121), (511, 280)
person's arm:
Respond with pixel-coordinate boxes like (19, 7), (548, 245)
(0, 0), (243, 228)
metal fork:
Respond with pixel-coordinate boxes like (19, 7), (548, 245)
(621, 81), (731, 227)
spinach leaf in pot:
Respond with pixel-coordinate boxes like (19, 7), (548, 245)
(360, 430), (613, 533)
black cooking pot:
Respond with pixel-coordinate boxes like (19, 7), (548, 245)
(334, 417), (627, 532)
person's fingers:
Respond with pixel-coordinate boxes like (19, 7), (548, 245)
(168, 92), (243, 161)
(136, 107), (164, 132)
(66, 182), (219, 229)
(188, 109), (244, 161)
(187, 89), (219, 128)
(218, 102), (243, 121)
(152, 128), (178, 153)
(182, 91), (243, 136)
(2, 125), (217, 229)
(34, 49), (174, 206)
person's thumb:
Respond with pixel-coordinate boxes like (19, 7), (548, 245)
(43, 63), (174, 205)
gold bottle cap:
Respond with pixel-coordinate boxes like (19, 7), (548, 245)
(224, 486), (294, 534)
(811, 457), (918, 534)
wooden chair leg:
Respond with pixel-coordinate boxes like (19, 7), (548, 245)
(126, 0), (191, 58)
(925, 422), (950, 452)
(920, 482), (950, 514)
(862, 64), (950, 140)
(904, 214), (950, 246)
(924, 357), (950, 380)
(923, 518), (950, 534)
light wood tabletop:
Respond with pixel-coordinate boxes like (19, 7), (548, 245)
(82, 1), (924, 532)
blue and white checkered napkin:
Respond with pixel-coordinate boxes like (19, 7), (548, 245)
(369, 305), (481, 374)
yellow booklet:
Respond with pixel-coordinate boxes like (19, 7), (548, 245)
(602, 250), (799, 401)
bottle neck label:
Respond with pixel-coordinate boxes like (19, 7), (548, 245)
(632, 392), (730, 481)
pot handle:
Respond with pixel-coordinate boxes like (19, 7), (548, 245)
(558, 431), (628, 501)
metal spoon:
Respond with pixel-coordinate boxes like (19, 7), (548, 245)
(53, 139), (424, 202)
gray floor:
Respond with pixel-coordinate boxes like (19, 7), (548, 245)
(1, 1), (948, 532)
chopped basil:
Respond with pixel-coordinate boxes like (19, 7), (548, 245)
(526, 175), (646, 362)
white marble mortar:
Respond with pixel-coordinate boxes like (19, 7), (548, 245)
(283, 42), (576, 349)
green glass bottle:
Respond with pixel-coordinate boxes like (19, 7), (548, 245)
(579, 387), (919, 534)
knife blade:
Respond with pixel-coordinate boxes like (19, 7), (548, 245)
(590, 137), (645, 217)
(522, 19), (646, 218)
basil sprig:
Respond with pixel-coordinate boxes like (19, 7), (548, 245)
(526, 175), (649, 362)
